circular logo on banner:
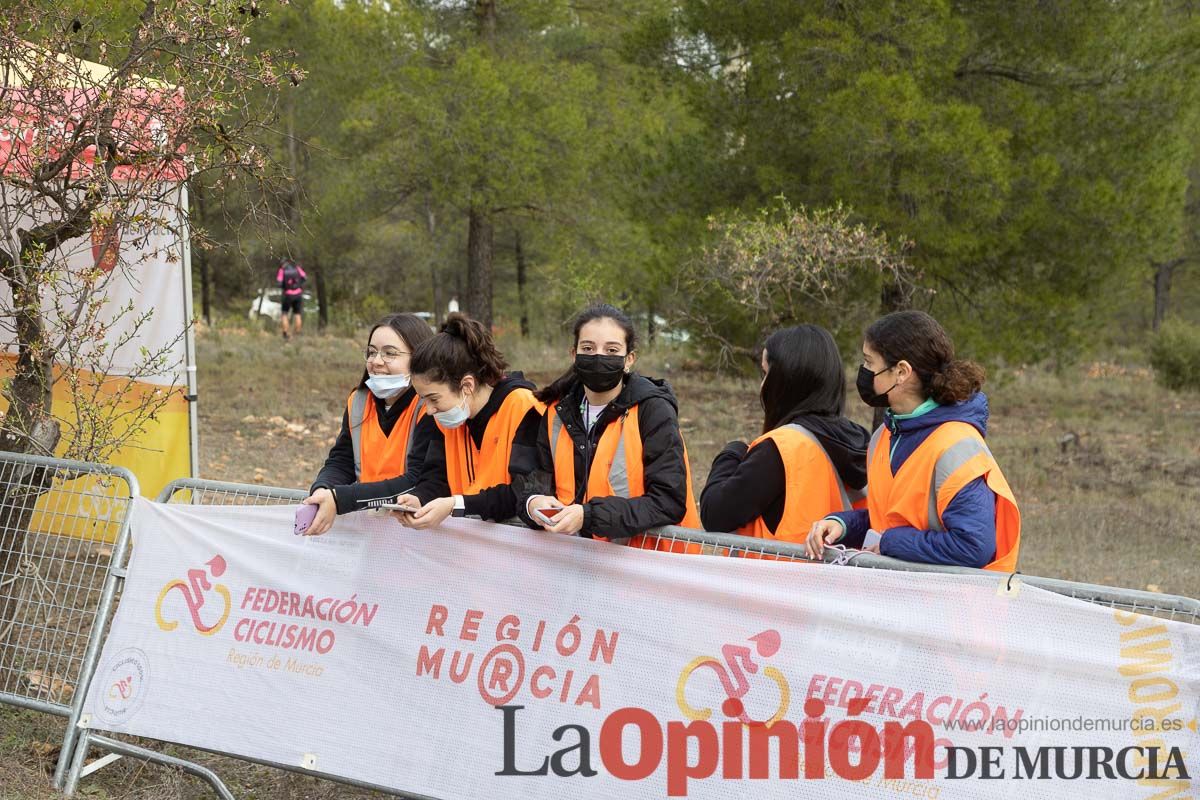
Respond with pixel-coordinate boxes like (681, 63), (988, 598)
(95, 647), (151, 726)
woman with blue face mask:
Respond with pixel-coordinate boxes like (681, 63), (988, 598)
(393, 313), (543, 529)
(302, 313), (438, 536)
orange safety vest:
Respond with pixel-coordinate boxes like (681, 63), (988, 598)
(546, 403), (703, 552)
(867, 420), (1021, 572)
(347, 389), (427, 483)
(439, 387), (542, 495)
(738, 423), (866, 543)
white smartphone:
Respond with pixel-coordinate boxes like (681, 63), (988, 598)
(376, 502), (422, 514)
(534, 506), (563, 527)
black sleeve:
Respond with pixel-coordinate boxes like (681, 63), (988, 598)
(463, 407), (543, 521)
(326, 414), (441, 514)
(310, 410), (356, 494)
(514, 412), (556, 528)
(581, 397), (688, 540)
(411, 425), (450, 505)
(699, 439), (786, 533)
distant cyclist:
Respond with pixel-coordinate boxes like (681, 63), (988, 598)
(277, 258), (307, 340)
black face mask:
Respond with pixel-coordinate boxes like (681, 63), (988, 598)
(574, 354), (627, 393)
(856, 364), (896, 408)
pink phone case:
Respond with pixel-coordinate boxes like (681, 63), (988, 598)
(294, 504), (318, 535)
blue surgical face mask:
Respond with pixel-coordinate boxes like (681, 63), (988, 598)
(433, 394), (470, 429)
(365, 373), (410, 400)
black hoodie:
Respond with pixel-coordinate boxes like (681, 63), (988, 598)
(515, 373), (691, 540)
(414, 372), (541, 521)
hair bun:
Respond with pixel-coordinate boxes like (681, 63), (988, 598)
(929, 359), (986, 404)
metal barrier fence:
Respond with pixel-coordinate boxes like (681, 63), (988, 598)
(0, 450), (138, 790)
(644, 525), (1200, 625)
(62, 477), (1200, 799)
(154, 477), (308, 506)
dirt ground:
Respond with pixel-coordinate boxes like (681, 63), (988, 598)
(1, 326), (1197, 799)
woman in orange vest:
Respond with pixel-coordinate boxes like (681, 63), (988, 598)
(392, 313), (542, 528)
(302, 313), (437, 536)
(515, 303), (701, 546)
(700, 324), (869, 541)
(806, 311), (1021, 571)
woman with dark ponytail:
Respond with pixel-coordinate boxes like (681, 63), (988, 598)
(392, 313), (542, 528)
(516, 303), (702, 546)
(805, 311), (1021, 570)
(700, 325), (869, 542)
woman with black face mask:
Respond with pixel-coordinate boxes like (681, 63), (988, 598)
(516, 303), (702, 545)
(805, 311), (1021, 571)
(700, 325), (870, 543)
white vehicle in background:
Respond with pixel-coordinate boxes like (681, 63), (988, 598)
(248, 288), (318, 322)
(644, 313), (690, 344)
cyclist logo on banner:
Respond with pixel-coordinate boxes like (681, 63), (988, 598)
(675, 629), (790, 727)
(154, 555), (231, 636)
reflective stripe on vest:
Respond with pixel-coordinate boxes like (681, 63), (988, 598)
(866, 423), (885, 470)
(349, 388), (369, 480)
(347, 389), (425, 482)
(927, 436), (990, 533)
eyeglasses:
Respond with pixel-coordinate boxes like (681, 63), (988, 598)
(365, 347), (410, 363)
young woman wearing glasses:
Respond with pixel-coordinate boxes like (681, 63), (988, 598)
(301, 313), (438, 536)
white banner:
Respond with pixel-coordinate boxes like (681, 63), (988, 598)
(83, 499), (1200, 799)
(0, 194), (187, 386)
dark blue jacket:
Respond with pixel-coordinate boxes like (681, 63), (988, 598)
(830, 393), (996, 568)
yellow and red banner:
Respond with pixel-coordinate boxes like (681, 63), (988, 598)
(0, 196), (192, 514)
(83, 502), (1200, 799)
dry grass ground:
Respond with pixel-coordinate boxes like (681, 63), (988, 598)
(2, 325), (1198, 799)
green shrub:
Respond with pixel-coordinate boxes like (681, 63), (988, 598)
(1150, 320), (1200, 391)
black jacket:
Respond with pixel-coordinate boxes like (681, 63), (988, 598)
(310, 387), (442, 512)
(414, 372), (542, 521)
(701, 439), (786, 533)
(515, 373), (690, 540)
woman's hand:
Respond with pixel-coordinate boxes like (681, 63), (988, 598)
(303, 488), (337, 536)
(805, 518), (845, 560)
(526, 495), (564, 529)
(389, 493), (427, 528)
(398, 496), (455, 530)
(546, 504), (585, 535)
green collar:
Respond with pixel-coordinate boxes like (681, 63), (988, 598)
(891, 397), (940, 421)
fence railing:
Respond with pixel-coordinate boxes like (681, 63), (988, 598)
(155, 477), (307, 505)
(27, 474), (1199, 799)
(643, 525), (1200, 624)
(0, 450), (138, 789)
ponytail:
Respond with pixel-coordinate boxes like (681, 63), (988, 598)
(410, 312), (508, 387)
(865, 310), (986, 404)
(928, 359), (986, 405)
